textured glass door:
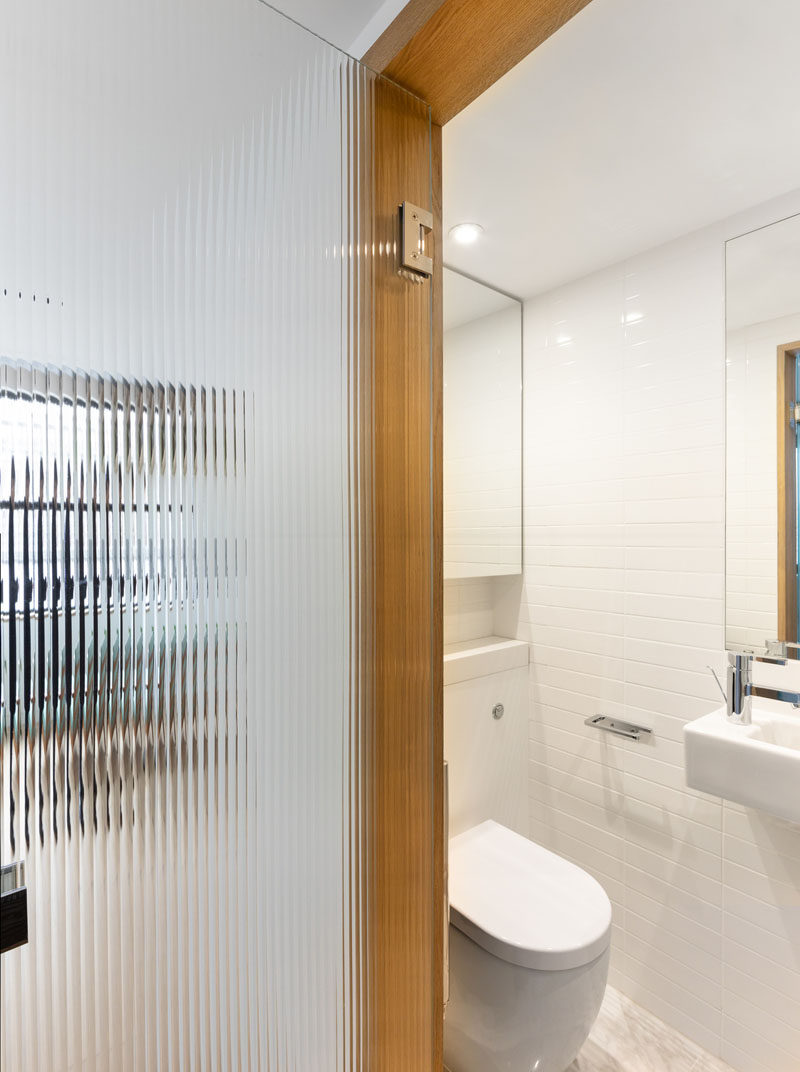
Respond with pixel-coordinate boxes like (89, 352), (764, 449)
(0, 1), (433, 1068)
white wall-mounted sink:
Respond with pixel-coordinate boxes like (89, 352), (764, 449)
(684, 703), (800, 824)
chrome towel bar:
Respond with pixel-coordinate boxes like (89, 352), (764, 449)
(585, 715), (653, 741)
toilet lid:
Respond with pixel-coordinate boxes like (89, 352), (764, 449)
(448, 821), (612, 971)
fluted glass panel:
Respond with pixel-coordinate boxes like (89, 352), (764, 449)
(0, 0), (401, 1067)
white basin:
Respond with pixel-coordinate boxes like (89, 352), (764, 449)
(684, 703), (800, 824)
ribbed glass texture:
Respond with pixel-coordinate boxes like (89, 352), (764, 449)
(0, 0), (380, 1067)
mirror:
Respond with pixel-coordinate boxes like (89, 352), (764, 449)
(444, 268), (522, 579)
(725, 212), (800, 652)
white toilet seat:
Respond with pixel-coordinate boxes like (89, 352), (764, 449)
(449, 820), (612, 972)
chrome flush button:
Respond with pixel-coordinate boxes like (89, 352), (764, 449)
(492, 703), (504, 720)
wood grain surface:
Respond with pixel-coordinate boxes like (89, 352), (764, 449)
(370, 78), (443, 1070)
(371, 0), (594, 124)
(777, 343), (800, 642)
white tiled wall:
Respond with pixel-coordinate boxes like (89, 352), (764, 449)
(444, 574), (524, 647)
(513, 190), (800, 1072)
(444, 578), (496, 645)
(726, 314), (800, 650)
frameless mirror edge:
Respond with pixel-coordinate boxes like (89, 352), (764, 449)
(724, 210), (800, 653)
(443, 266), (523, 582)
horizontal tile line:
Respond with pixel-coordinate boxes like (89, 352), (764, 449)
(624, 805), (724, 849)
(625, 679), (720, 702)
(623, 773), (722, 820)
(625, 860), (722, 914)
(723, 964), (800, 1039)
(625, 908), (723, 985)
(529, 688), (625, 710)
(528, 735), (625, 769)
(529, 772), (625, 816)
(721, 1012), (796, 1065)
(616, 957), (723, 1037)
(528, 820), (625, 886)
(621, 827), (724, 896)
(722, 887), (800, 941)
(722, 830), (800, 869)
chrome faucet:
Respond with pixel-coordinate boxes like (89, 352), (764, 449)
(709, 650), (800, 726)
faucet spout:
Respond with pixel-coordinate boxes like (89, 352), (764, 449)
(727, 652), (752, 725)
(723, 649), (800, 724)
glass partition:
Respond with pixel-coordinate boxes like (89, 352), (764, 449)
(0, 1), (431, 1068)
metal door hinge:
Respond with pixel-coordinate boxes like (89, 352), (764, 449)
(400, 201), (433, 277)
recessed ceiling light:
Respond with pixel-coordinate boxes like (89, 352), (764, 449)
(449, 222), (483, 245)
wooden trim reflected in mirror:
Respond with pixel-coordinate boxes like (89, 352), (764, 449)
(777, 342), (800, 642)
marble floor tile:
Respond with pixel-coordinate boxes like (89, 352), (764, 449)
(688, 1055), (739, 1072)
(568, 987), (734, 1072)
(570, 1036), (628, 1072)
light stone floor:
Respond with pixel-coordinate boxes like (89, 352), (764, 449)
(568, 987), (734, 1072)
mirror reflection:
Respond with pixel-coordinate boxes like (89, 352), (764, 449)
(444, 268), (522, 579)
(726, 212), (800, 651)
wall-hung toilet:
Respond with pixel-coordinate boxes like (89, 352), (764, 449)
(443, 639), (612, 1072)
(445, 820), (611, 1072)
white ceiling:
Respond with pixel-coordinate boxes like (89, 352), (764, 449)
(267, 0), (401, 56)
(443, 0), (800, 301)
(444, 268), (517, 332)
(726, 213), (800, 331)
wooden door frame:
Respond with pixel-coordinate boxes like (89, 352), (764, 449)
(366, 3), (595, 1069)
(777, 342), (800, 642)
(370, 80), (443, 1072)
(364, 0), (594, 125)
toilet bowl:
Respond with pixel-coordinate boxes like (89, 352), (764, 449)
(444, 820), (612, 1072)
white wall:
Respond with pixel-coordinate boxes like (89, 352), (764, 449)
(726, 314), (800, 650)
(444, 578), (495, 645)
(513, 189), (800, 1072)
(445, 660), (529, 839)
(444, 574), (524, 647)
(267, 0), (397, 56)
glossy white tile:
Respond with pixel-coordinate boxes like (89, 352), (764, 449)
(519, 204), (800, 1072)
